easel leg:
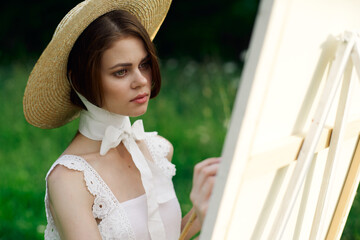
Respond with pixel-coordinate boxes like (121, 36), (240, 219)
(268, 35), (356, 240)
(310, 53), (354, 240)
(351, 38), (360, 79)
(325, 135), (360, 240)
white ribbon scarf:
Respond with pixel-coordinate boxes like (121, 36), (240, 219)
(77, 94), (166, 240)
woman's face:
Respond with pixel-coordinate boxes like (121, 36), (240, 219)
(100, 36), (152, 116)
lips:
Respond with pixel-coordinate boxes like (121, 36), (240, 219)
(130, 93), (149, 104)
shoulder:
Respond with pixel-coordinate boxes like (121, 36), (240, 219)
(47, 158), (94, 205)
(47, 160), (84, 188)
(145, 134), (173, 162)
(47, 155), (94, 206)
(157, 135), (174, 162)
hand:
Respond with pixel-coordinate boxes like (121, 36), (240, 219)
(190, 157), (220, 225)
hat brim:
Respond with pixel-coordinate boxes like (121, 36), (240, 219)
(23, 0), (171, 129)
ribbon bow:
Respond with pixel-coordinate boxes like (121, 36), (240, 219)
(100, 120), (145, 156)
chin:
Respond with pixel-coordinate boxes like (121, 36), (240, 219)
(129, 107), (148, 117)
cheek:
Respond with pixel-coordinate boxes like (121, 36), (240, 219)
(102, 79), (128, 101)
(107, 84), (128, 98)
(146, 71), (153, 86)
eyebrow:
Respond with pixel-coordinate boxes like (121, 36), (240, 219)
(108, 54), (150, 70)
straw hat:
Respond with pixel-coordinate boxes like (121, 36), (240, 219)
(23, 0), (171, 129)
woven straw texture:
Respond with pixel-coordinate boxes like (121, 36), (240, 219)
(23, 0), (171, 129)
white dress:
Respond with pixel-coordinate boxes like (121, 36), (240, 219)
(44, 133), (182, 240)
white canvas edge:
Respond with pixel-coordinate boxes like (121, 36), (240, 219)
(200, 0), (276, 238)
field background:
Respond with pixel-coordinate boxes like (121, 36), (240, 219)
(0, 59), (360, 239)
(1, 0), (360, 239)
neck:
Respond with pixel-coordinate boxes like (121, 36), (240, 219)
(67, 131), (103, 155)
(77, 93), (131, 141)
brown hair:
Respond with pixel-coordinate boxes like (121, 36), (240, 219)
(67, 10), (161, 109)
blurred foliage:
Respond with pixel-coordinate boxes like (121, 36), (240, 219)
(1, 59), (360, 239)
(0, 0), (81, 63)
(0, 0), (260, 64)
(155, 0), (259, 60)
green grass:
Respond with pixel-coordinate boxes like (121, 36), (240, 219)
(0, 59), (359, 239)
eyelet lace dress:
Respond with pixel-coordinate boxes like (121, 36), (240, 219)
(44, 133), (181, 239)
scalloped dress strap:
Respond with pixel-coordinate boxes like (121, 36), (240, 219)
(46, 155), (122, 203)
(144, 134), (176, 178)
(44, 154), (136, 240)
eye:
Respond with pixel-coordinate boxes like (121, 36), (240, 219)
(139, 61), (150, 70)
(113, 69), (127, 77)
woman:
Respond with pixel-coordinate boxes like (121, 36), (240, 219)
(23, 0), (219, 239)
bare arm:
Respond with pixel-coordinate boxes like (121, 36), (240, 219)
(47, 165), (102, 240)
(159, 136), (220, 239)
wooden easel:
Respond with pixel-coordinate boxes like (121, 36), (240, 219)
(269, 31), (360, 240)
(183, 32), (360, 240)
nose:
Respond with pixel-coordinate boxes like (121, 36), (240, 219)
(131, 69), (148, 88)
